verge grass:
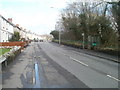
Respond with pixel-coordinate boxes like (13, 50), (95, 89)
(0, 48), (11, 56)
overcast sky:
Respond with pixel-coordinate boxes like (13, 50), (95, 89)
(0, 0), (116, 35)
(0, 0), (70, 35)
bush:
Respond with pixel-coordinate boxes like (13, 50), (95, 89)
(52, 39), (85, 48)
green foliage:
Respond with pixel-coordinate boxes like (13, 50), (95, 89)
(0, 48), (11, 55)
(110, 1), (120, 44)
(52, 1), (118, 50)
(62, 16), (78, 40)
(9, 31), (20, 42)
(50, 30), (59, 39)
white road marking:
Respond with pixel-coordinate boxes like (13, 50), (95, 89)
(63, 53), (67, 56)
(70, 57), (89, 67)
(107, 75), (120, 82)
(73, 51), (85, 56)
(72, 51), (80, 54)
(58, 51), (88, 67)
(59, 51), (119, 82)
(33, 76), (35, 84)
(73, 51), (84, 54)
(58, 51), (68, 56)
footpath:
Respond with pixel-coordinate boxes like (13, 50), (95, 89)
(2, 43), (35, 88)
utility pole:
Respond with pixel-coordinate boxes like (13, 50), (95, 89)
(59, 29), (61, 45)
(50, 6), (61, 45)
(82, 33), (85, 49)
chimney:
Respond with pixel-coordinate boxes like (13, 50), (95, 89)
(8, 18), (12, 23)
(16, 24), (19, 27)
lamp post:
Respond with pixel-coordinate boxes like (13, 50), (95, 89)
(50, 7), (62, 45)
(82, 33), (85, 49)
(59, 29), (61, 45)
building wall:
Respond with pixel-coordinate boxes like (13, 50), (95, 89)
(20, 30), (24, 39)
(0, 16), (13, 42)
(0, 18), (2, 42)
(0, 15), (43, 42)
(14, 27), (19, 32)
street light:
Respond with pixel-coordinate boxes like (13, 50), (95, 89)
(50, 7), (62, 45)
(59, 29), (61, 45)
(55, 23), (61, 45)
(82, 33), (85, 49)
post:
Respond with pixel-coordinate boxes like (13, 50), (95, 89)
(82, 33), (84, 49)
(59, 29), (61, 45)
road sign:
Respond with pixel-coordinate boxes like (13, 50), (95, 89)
(92, 42), (97, 46)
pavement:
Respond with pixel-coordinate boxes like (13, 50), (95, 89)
(2, 42), (88, 88)
(2, 43), (35, 88)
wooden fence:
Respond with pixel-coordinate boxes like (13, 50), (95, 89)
(0, 41), (27, 49)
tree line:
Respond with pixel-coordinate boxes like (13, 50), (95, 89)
(50, 0), (120, 50)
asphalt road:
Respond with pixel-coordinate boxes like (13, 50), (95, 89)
(2, 42), (119, 88)
(37, 42), (119, 88)
(2, 42), (88, 88)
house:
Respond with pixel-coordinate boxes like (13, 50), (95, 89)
(26, 30), (33, 40)
(40, 34), (53, 41)
(13, 24), (26, 41)
(0, 15), (14, 42)
(14, 24), (21, 33)
(14, 26), (28, 41)
(0, 15), (42, 42)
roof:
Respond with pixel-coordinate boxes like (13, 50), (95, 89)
(0, 15), (15, 27)
(14, 25), (21, 30)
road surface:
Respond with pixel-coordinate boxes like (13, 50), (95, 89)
(2, 42), (119, 88)
(38, 42), (119, 88)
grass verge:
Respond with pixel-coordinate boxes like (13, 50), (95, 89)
(0, 48), (11, 56)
